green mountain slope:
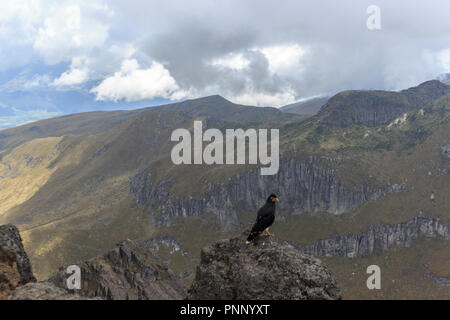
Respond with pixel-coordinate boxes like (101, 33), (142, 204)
(0, 82), (448, 299)
(317, 80), (450, 126)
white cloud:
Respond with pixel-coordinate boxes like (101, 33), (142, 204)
(33, 1), (112, 65)
(90, 59), (187, 102)
(53, 68), (88, 86)
(230, 90), (296, 107)
(439, 49), (450, 72)
(2, 0), (450, 111)
(0, 0), (41, 44)
(0, 0), (43, 70)
(24, 74), (52, 88)
(210, 53), (250, 70)
(52, 56), (90, 86)
(0, 0), (113, 71)
(256, 44), (305, 74)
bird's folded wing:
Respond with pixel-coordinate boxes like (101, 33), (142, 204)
(256, 205), (271, 221)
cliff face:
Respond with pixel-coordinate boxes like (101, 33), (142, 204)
(187, 231), (342, 300)
(130, 157), (403, 231)
(49, 239), (187, 300)
(299, 216), (449, 258)
(0, 224), (36, 299)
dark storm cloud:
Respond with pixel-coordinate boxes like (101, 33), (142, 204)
(106, 0), (450, 105)
(3, 0), (450, 108)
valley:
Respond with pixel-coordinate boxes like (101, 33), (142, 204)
(0, 81), (449, 299)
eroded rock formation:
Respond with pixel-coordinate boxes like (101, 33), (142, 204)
(49, 239), (187, 300)
(299, 216), (449, 258)
(131, 157), (403, 231)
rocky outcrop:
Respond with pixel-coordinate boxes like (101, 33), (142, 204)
(318, 80), (450, 126)
(299, 216), (449, 258)
(130, 157), (403, 231)
(187, 231), (341, 300)
(1, 224), (186, 300)
(49, 239), (187, 300)
(442, 142), (450, 158)
(424, 274), (450, 287)
(10, 282), (101, 300)
(0, 224), (36, 299)
(145, 236), (197, 262)
(0, 224), (88, 300)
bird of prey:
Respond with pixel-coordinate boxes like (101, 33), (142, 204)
(246, 194), (279, 244)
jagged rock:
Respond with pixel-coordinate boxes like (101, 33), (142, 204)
(187, 232), (341, 300)
(130, 157), (403, 231)
(10, 282), (100, 300)
(49, 239), (187, 300)
(0, 224), (36, 299)
(299, 216), (449, 258)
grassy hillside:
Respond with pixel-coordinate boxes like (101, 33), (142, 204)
(0, 109), (144, 151)
(0, 86), (448, 299)
(324, 238), (450, 299)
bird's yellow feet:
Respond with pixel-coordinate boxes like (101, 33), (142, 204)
(261, 231), (275, 237)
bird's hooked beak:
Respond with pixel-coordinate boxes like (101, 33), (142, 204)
(272, 197), (279, 202)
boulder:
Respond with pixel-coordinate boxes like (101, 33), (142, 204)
(187, 231), (342, 300)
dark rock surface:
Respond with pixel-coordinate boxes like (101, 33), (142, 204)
(0, 224), (36, 298)
(49, 239), (187, 300)
(130, 157), (403, 231)
(299, 216), (449, 258)
(187, 231), (341, 300)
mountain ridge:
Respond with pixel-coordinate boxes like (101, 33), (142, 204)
(0, 79), (448, 299)
(317, 80), (450, 126)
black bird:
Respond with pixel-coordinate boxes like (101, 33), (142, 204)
(246, 194), (279, 244)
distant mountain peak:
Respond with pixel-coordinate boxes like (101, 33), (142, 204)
(280, 96), (329, 116)
(317, 80), (450, 126)
(403, 79), (448, 92)
(183, 94), (230, 104)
